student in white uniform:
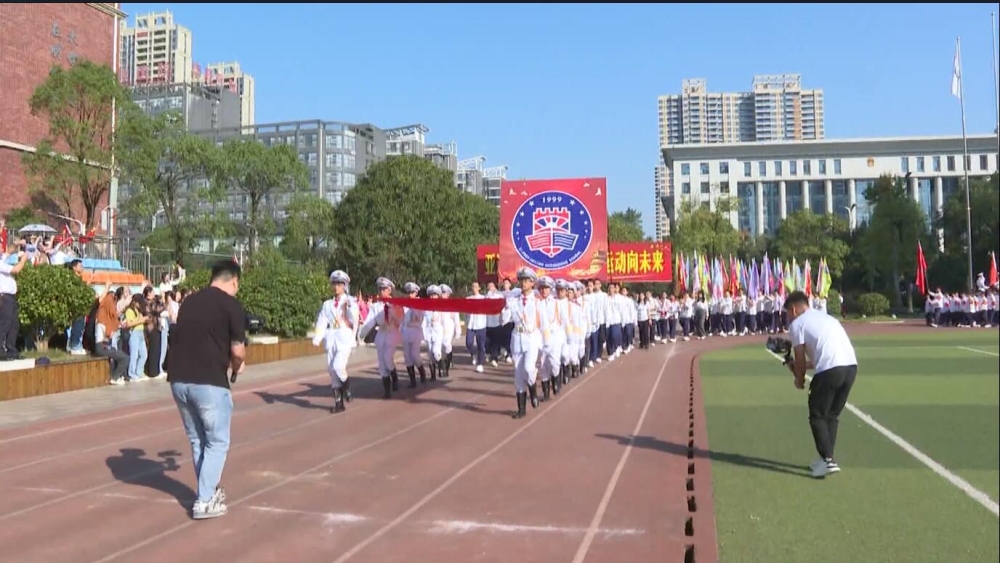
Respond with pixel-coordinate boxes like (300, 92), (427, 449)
(576, 281), (591, 374)
(556, 279), (578, 385)
(536, 276), (562, 400)
(401, 282), (430, 384)
(423, 285), (445, 381)
(508, 267), (542, 419)
(311, 270), (359, 413)
(439, 284), (460, 377)
(357, 277), (403, 397)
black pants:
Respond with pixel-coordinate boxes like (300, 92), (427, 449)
(638, 320), (650, 348)
(808, 365), (857, 460)
(94, 342), (129, 380)
(0, 293), (18, 356)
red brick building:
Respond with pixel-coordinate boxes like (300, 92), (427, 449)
(0, 3), (124, 226)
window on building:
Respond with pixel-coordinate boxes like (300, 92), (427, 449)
(833, 159), (842, 174)
(743, 161), (751, 177)
(774, 161), (783, 176)
(758, 161), (766, 176)
(901, 157), (909, 173)
(719, 162), (729, 174)
(681, 163), (690, 175)
(964, 155), (971, 170)
(803, 160), (811, 175)
(700, 162), (709, 175)
(307, 152), (317, 167)
(916, 156), (925, 172)
(700, 182), (710, 194)
(789, 160), (797, 176)
(819, 160), (827, 174)
(947, 156), (956, 171)
(980, 154), (989, 170)
(719, 182), (730, 193)
(933, 156), (941, 171)
(682, 182), (691, 194)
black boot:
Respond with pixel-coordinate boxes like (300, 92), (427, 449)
(407, 366), (417, 388)
(528, 384), (540, 408)
(437, 359), (446, 379)
(551, 373), (560, 396)
(390, 370), (399, 391)
(562, 364), (569, 385)
(571, 364), (578, 379)
(511, 392), (527, 419)
(331, 388), (345, 413)
(343, 378), (353, 401)
(430, 361), (437, 381)
(382, 377), (392, 399)
(418, 365), (427, 383)
(541, 380), (550, 402)
(442, 357), (450, 378)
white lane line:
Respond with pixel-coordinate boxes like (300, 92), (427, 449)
(329, 352), (623, 563)
(88, 392), (487, 563)
(571, 346), (676, 563)
(843, 400), (999, 517)
(429, 519), (644, 537)
(957, 346), (1000, 357)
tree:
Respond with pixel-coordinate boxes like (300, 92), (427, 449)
(859, 174), (929, 306)
(1, 206), (45, 231)
(330, 156), (499, 290)
(771, 210), (851, 278)
(16, 264), (96, 351)
(279, 194), (337, 264)
(669, 198), (741, 257)
(116, 109), (222, 261)
(936, 172), (999, 289)
(215, 139), (310, 259)
(20, 60), (130, 229)
(608, 208), (645, 242)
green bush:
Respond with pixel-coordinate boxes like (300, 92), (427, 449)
(827, 288), (841, 317)
(16, 264), (96, 348)
(177, 262), (328, 338)
(856, 292), (890, 317)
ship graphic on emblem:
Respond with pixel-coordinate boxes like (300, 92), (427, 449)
(512, 191), (593, 270)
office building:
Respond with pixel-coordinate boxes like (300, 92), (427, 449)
(0, 2), (124, 222)
(118, 10), (192, 86)
(204, 61), (255, 127)
(129, 82), (242, 130)
(424, 142), (458, 172)
(655, 74), (825, 239)
(661, 134), (999, 237)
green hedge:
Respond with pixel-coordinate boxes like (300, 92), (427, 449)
(856, 292), (891, 317)
(827, 288), (842, 317)
(178, 261), (329, 338)
(16, 264), (96, 345)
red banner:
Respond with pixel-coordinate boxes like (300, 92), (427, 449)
(479, 241), (672, 283)
(499, 177), (608, 282)
(379, 297), (505, 315)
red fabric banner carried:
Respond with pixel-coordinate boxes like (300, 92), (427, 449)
(915, 241), (928, 296)
(378, 297), (506, 315)
(479, 241), (673, 283)
(499, 177), (608, 282)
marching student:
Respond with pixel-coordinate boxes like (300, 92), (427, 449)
(734, 289), (747, 335)
(536, 276), (561, 400)
(440, 284), (460, 377)
(557, 279), (579, 384)
(636, 292), (651, 349)
(604, 282), (624, 359)
(508, 267), (542, 419)
(465, 282), (487, 373)
(620, 286), (637, 352)
(576, 281), (592, 374)
(784, 290), (859, 479)
(679, 292), (693, 341)
(401, 282), (430, 384)
(423, 285), (445, 380)
(721, 290), (734, 336)
(665, 294), (679, 343)
(587, 279), (608, 365)
(358, 277), (404, 395)
(311, 270), (359, 413)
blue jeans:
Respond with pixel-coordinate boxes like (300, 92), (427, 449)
(465, 328), (486, 365)
(66, 317), (85, 350)
(170, 382), (233, 503)
(128, 330), (147, 379)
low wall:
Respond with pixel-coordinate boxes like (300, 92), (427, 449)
(0, 338), (323, 402)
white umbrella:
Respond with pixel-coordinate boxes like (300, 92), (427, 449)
(18, 224), (57, 233)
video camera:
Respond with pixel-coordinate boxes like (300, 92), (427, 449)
(231, 313), (264, 384)
(765, 336), (793, 366)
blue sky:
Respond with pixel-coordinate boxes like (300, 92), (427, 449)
(123, 3), (1000, 235)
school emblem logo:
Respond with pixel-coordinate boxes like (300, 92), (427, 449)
(511, 191), (593, 270)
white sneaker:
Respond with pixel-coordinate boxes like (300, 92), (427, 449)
(476, 365), (483, 373)
(192, 487), (227, 520)
(809, 458), (839, 478)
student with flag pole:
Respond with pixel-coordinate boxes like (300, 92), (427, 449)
(951, 36), (976, 293)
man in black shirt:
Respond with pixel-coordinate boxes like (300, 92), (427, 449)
(166, 260), (246, 520)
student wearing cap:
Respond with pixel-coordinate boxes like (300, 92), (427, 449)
(312, 270), (359, 413)
(423, 285), (445, 380)
(358, 277), (404, 397)
(439, 284), (459, 378)
(508, 267), (542, 418)
(536, 276), (562, 401)
(401, 282), (430, 385)
(563, 280), (584, 381)
(553, 279), (573, 386)
(575, 281), (591, 375)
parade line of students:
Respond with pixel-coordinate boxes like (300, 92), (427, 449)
(307, 267), (848, 418)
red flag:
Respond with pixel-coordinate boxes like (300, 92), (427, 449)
(0, 221), (7, 253)
(989, 252), (998, 287)
(379, 296), (505, 316)
(915, 241), (928, 295)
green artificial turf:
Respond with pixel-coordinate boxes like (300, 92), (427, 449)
(701, 331), (1000, 563)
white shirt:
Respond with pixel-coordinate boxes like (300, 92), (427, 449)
(789, 309), (858, 374)
(466, 294), (488, 330)
(0, 259), (17, 295)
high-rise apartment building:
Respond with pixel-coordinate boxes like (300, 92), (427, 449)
(118, 11), (192, 86)
(204, 61), (255, 127)
(654, 74), (825, 240)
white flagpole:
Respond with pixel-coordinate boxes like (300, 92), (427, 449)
(953, 37), (975, 292)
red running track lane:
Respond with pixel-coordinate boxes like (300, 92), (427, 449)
(1, 343), (713, 563)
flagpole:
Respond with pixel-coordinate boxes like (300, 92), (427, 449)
(993, 12), (999, 133)
(956, 37), (975, 292)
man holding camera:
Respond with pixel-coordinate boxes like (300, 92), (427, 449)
(166, 260), (246, 519)
(0, 248), (29, 361)
(783, 290), (858, 479)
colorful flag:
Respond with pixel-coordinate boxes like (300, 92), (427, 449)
(989, 251), (998, 288)
(951, 38), (962, 99)
(915, 241), (928, 296)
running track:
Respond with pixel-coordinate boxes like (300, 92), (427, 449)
(9, 325), (942, 562)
